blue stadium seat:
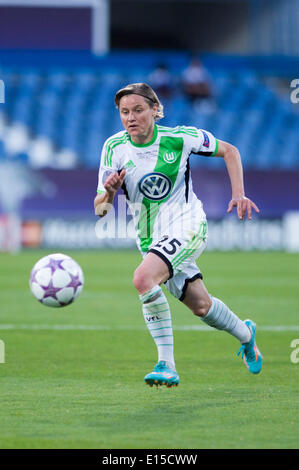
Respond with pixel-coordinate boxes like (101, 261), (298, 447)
(0, 139), (5, 160)
(1, 66), (299, 169)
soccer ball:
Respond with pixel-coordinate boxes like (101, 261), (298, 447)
(29, 253), (84, 307)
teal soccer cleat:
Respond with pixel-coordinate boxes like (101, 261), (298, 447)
(144, 361), (179, 388)
(237, 319), (263, 374)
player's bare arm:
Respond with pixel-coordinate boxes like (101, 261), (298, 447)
(94, 169), (126, 217)
(215, 139), (259, 220)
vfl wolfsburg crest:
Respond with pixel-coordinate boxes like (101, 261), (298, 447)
(138, 172), (172, 201)
(163, 151), (177, 163)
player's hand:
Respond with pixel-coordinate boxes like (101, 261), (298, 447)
(104, 169), (126, 195)
(227, 196), (260, 220)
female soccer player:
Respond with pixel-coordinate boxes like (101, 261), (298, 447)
(94, 83), (262, 387)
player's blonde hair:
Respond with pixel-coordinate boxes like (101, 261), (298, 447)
(114, 83), (164, 121)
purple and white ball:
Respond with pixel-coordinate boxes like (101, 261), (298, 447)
(29, 253), (84, 307)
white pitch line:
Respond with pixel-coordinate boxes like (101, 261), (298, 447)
(0, 324), (299, 332)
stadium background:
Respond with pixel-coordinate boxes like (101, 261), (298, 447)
(1, 0), (299, 452)
(0, 0), (299, 253)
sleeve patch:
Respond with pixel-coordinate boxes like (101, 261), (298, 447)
(202, 130), (210, 148)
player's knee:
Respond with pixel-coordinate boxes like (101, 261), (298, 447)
(133, 268), (154, 294)
(192, 296), (212, 317)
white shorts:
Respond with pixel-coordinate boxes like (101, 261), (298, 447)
(144, 220), (207, 300)
(164, 261), (203, 300)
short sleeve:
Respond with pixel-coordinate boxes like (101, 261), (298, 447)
(192, 129), (218, 157)
(97, 139), (120, 194)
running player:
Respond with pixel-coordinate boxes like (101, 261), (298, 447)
(94, 83), (262, 387)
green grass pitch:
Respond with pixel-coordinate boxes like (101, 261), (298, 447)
(0, 249), (299, 449)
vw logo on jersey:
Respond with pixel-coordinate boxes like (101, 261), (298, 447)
(138, 172), (172, 201)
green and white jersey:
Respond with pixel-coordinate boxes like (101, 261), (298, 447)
(97, 124), (218, 253)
